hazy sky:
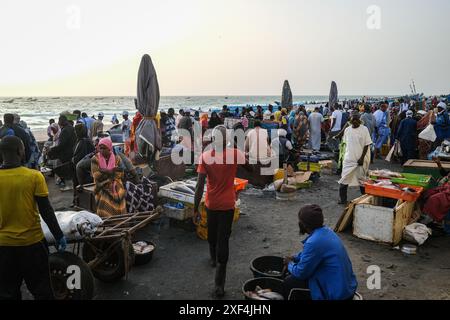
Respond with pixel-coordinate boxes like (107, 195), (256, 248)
(0, 0), (449, 96)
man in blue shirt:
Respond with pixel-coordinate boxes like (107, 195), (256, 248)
(80, 112), (95, 136)
(373, 103), (391, 159)
(433, 101), (450, 145)
(283, 205), (357, 300)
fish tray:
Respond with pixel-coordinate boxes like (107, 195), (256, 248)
(370, 173), (432, 189)
(158, 182), (196, 205)
(364, 182), (423, 202)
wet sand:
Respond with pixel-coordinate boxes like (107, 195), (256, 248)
(31, 159), (450, 300)
(34, 123), (115, 143)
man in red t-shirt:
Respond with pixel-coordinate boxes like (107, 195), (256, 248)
(194, 125), (245, 298)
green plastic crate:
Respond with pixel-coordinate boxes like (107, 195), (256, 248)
(370, 173), (432, 189)
(390, 173), (432, 188)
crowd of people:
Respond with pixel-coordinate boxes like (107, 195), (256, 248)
(1, 94), (449, 301)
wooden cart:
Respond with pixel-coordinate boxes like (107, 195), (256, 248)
(50, 207), (163, 300)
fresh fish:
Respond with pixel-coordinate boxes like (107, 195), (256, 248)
(171, 185), (195, 195)
(256, 288), (272, 295)
(258, 291), (284, 300)
(265, 270), (282, 276)
(246, 291), (269, 300)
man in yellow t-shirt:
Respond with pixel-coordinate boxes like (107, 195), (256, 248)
(274, 106), (283, 123)
(0, 136), (66, 300)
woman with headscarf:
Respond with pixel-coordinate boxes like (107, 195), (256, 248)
(288, 110), (296, 138)
(129, 111), (143, 157)
(294, 111), (309, 149)
(200, 113), (209, 133)
(208, 112), (222, 129)
(91, 138), (127, 217)
(241, 109), (249, 130)
(50, 123), (60, 145)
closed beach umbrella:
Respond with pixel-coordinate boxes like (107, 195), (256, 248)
(135, 54), (162, 159)
(329, 81), (338, 109)
(282, 80), (293, 109)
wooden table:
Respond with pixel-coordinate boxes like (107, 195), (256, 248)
(403, 159), (450, 183)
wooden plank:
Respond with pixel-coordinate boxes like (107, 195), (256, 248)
(334, 195), (371, 232)
(392, 200), (414, 246)
(404, 159), (450, 169)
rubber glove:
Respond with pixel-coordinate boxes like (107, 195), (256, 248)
(56, 236), (67, 252)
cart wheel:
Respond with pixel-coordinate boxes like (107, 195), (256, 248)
(82, 241), (135, 283)
(49, 252), (95, 300)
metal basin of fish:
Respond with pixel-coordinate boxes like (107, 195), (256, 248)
(250, 256), (285, 279)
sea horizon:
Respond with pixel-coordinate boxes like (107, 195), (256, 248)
(0, 94), (401, 98)
(0, 94), (428, 132)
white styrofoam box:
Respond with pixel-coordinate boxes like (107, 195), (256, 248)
(353, 204), (394, 243)
(158, 181), (198, 205)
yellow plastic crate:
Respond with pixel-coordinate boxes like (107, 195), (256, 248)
(297, 162), (321, 172)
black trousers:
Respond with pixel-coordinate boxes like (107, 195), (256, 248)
(0, 241), (54, 300)
(76, 157), (93, 186)
(339, 184), (365, 202)
(206, 208), (234, 265)
(283, 275), (310, 300)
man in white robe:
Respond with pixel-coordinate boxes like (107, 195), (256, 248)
(308, 107), (324, 151)
(338, 112), (373, 204)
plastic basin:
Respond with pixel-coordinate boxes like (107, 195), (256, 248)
(250, 256), (285, 279)
(242, 277), (285, 300)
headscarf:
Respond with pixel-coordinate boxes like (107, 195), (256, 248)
(277, 129), (287, 137)
(19, 120), (28, 129)
(209, 112), (222, 128)
(200, 113), (209, 128)
(132, 112), (143, 131)
(50, 123), (60, 145)
(98, 138), (116, 171)
(437, 102), (447, 110)
(289, 110), (296, 122)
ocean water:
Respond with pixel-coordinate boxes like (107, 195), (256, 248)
(0, 95), (366, 131)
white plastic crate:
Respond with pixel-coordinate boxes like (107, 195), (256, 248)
(164, 206), (194, 221)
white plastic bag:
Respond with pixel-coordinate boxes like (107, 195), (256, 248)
(403, 223), (432, 245)
(385, 144), (395, 162)
(418, 124), (437, 142)
(41, 211), (103, 243)
(385, 140), (402, 162)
